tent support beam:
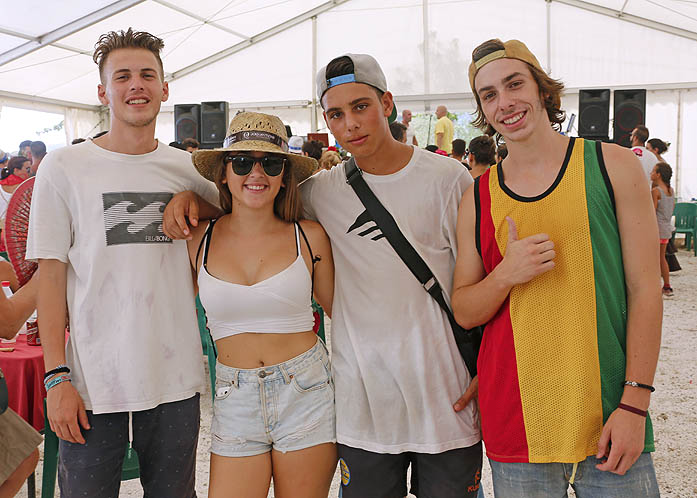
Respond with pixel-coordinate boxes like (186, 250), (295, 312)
(0, 0), (146, 67)
(422, 0), (430, 110)
(0, 90), (103, 112)
(311, 16), (318, 133)
(675, 90), (683, 196)
(169, 0), (350, 82)
(151, 0), (250, 40)
(0, 28), (95, 57)
(551, 0), (697, 42)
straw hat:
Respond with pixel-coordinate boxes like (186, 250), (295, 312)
(192, 112), (317, 182)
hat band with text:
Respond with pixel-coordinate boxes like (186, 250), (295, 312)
(223, 130), (288, 151)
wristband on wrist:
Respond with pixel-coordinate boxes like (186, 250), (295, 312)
(618, 402), (647, 417)
(624, 380), (655, 392)
(44, 364), (70, 381)
(45, 373), (71, 392)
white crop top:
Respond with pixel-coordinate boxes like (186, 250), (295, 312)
(197, 220), (315, 341)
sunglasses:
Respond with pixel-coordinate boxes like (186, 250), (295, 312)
(223, 154), (286, 176)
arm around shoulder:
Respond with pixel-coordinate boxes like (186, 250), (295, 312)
(299, 219), (334, 317)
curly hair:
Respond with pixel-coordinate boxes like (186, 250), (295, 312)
(470, 39), (565, 143)
(93, 28), (165, 82)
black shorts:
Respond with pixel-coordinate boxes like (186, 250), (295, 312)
(58, 394), (200, 498)
(337, 441), (482, 498)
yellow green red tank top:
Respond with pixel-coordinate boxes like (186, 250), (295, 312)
(474, 137), (654, 463)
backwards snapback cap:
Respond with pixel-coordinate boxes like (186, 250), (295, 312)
(468, 39), (544, 93)
(317, 53), (397, 123)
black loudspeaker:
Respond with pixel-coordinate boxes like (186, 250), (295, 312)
(613, 89), (646, 147)
(174, 104), (200, 143)
(578, 89), (609, 140)
(200, 101), (229, 147)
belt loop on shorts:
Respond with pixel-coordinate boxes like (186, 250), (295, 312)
(233, 369), (240, 389)
(279, 364), (291, 384)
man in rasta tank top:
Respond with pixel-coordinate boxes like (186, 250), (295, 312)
(451, 39), (662, 496)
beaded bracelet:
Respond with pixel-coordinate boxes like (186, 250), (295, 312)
(624, 381), (655, 392)
(45, 373), (71, 392)
(44, 364), (70, 381)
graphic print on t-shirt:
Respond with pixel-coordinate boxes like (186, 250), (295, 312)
(102, 192), (173, 246)
(347, 209), (385, 241)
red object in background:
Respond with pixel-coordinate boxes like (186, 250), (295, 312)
(313, 311), (320, 334)
(26, 320), (40, 345)
(0, 334), (46, 431)
(308, 133), (329, 147)
(4, 177), (38, 287)
(435, 149), (449, 156)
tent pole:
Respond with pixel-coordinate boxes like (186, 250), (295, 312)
(311, 16), (318, 133)
(675, 90), (683, 198)
(546, 0), (552, 74)
(423, 0), (430, 112)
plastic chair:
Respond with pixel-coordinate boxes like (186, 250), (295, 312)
(312, 299), (326, 343)
(41, 399), (140, 498)
(196, 294), (217, 399)
(672, 202), (697, 256)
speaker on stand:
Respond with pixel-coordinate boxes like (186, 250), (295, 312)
(200, 101), (229, 148)
(578, 89), (609, 141)
(174, 104), (201, 143)
(613, 89), (646, 148)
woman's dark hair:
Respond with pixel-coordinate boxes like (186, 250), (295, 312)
(1, 156), (30, 179)
(647, 138), (669, 155)
(496, 143), (508, 161)
(470, 39), (565, 144)
(469, 135), (496, 166)
(452, 139), (467, 156)
(213, 154), (303, 222)
(425, 144), (438, 153)
(655, 162), (673, 195)
(389, 121), (407, 142)
(322, 56), (384, 107)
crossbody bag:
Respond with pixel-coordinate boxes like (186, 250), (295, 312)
(344, 157), (482, 377)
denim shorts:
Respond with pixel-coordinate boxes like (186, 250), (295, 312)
(211, 338), (336, 457)
(489, 452), (659, 498)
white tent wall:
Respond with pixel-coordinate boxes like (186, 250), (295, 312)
(64, 108), (107, 143)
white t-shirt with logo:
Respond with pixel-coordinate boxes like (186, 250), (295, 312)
(631, 145), (658, 183)
(26, 140), (219, 414)
(301, 146), (480, 454)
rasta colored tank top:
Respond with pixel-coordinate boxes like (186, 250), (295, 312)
(474, 137), (654, 464)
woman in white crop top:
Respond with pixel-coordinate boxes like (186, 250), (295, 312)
(187, 112), (336, 498)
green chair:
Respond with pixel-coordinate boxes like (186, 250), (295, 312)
(41, 400), (140, 498)
(312, 299), (326, 343)
(196, 294), (217, 399)
(672, 202), (697, 256)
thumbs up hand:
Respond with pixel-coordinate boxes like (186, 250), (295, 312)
(496, 217), (556, 286)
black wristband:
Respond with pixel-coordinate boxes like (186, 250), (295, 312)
(44, 366), (70, 380)
(624, 380), (655, 392)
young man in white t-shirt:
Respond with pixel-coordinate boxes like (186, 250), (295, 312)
(629, 125), (657, 183)
(162, 54), (482, 498)
(304, 54), (482, 498)
(27, 29), (218, 497)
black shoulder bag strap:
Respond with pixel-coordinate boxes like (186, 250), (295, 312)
(344, 158), (481, 377)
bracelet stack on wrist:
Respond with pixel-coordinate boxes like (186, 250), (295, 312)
(45, 373), (71, 391)
(44, 364), (70, 381)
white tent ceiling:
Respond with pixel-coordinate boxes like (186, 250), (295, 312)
(1, 0), (697, 196)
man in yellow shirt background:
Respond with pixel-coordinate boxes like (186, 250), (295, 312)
(435, 105), (454, 154)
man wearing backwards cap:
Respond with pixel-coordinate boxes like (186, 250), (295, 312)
(451, 39), (661, 496)
(162, 53), (483, 497)
(304, 53), (482, 497)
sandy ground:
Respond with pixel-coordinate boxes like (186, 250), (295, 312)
(17, 248), (697, 497)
